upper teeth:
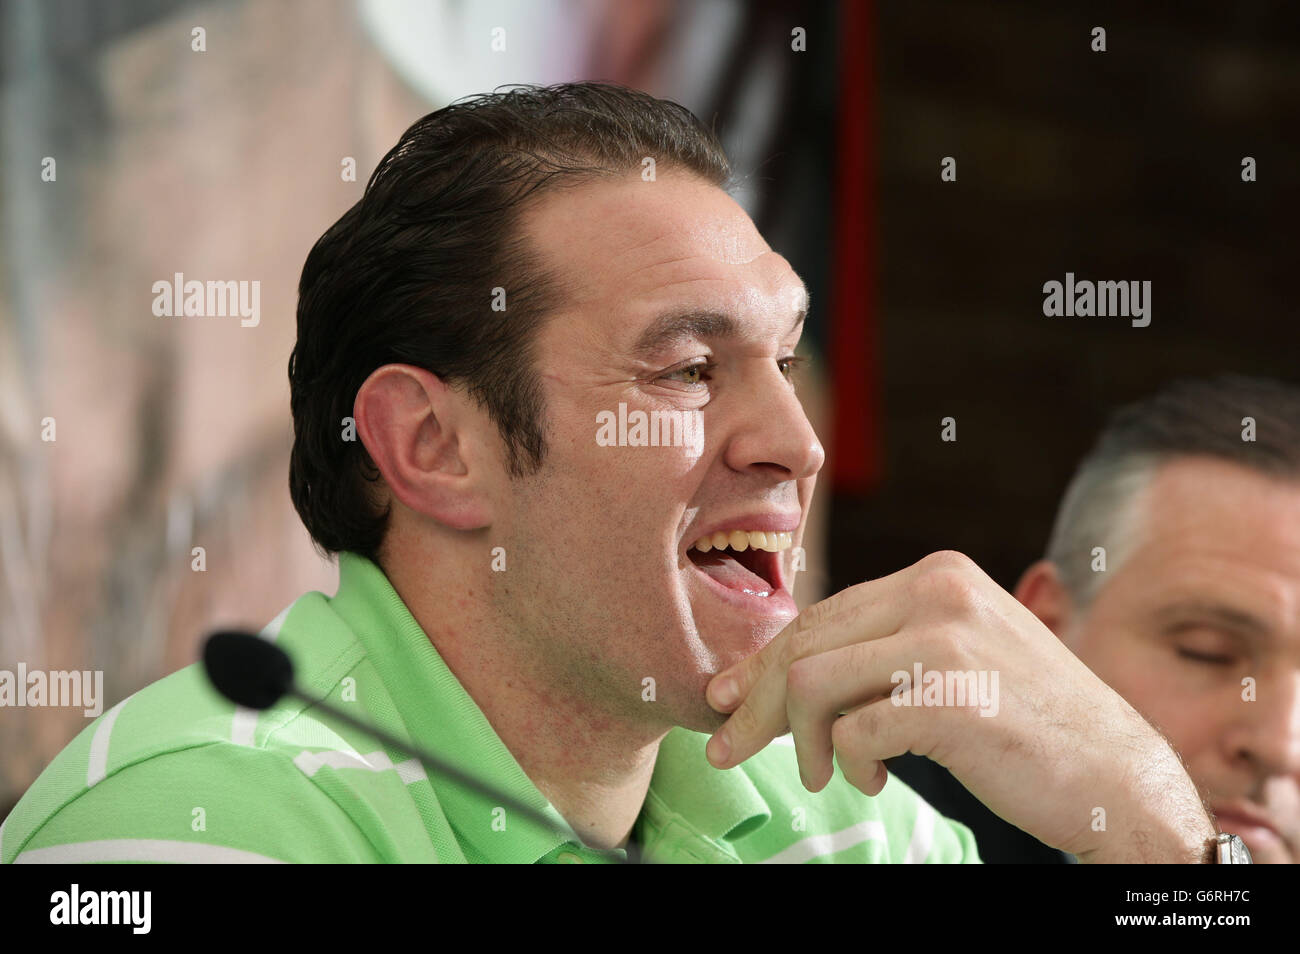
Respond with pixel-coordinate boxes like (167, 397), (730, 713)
(691, 530), (794, 553)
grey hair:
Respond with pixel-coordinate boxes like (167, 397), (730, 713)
(1045, 453), (1157, 608)
(1044, 374), (1300, 609)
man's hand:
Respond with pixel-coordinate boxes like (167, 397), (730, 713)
(705, 551), (1217, 862)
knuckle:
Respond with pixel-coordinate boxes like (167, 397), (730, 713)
(744, 646), (772, 684)
(831, 707), (874, 751)
(919, 621), (963, 659)
(785, 657), (818, 704)
(796, 600), (832, 632)
(941, 625), (978, 670)
(923, 549), (977, 572)
(914, 562), (980, 614)
(729, 700), (760, 735)
(829, 713), (852, 751)
(806, 590), (847, 629)
(798, 581), (862, 630)
(785, 620), (820, 663)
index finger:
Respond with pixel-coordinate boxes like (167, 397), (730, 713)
(706, 562), (914, 713)
(705, 573), (908, 769)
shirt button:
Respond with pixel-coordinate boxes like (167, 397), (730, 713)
(555, 850), (584, 864)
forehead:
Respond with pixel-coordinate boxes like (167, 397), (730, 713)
(520, 171), (806, 343)
(1122, 457), (1300, 613)
(1138, 458), (1300, 554)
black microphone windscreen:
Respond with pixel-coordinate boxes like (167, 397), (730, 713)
(203, 629), (294, 710)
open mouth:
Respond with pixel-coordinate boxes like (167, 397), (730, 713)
(686, 530), (791, 597)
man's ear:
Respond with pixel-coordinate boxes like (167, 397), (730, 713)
(1013, 559), (1074, 640)
(353, 364), (495, 531)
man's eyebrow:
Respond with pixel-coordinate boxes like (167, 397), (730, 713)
(1154, 601), (1273, 639)
(631, 292), (809, 359)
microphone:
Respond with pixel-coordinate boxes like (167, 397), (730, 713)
(202, 629), (641, 862)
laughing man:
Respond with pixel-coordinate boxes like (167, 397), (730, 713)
(3, 84), (1224, 863)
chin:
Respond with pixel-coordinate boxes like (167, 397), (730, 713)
(672, 698), (730, 735)
(657, 664), (739, 735)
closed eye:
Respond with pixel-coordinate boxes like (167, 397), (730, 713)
(1176, 648), (1236, 666)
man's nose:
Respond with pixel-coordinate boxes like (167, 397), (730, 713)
(722, 360), (825, 481)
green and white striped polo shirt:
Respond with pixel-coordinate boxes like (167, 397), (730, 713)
(2, 551), (981, 864)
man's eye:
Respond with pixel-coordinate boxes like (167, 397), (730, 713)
(660, 361), (714, 387)
(779, 355), (806, 379)
(1176, 648), (1236, 666)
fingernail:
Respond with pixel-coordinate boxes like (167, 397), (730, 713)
(708, 730), (730, 766)
(711, 676), (738, 709)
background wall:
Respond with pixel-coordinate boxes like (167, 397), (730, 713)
(833, 0), (1299, 597)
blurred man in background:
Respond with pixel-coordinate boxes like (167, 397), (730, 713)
(895, 375), (1300, 863)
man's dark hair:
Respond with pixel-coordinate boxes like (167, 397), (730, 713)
(1046, 374), (1300, 606)
(288, 83), (732, 562)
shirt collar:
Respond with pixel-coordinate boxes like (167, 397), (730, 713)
(641, 728), (771, 861)
(332, 550), (770, 863)
(332, 551), (577, 863)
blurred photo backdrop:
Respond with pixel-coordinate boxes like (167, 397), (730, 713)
(0, 0), (842, 815)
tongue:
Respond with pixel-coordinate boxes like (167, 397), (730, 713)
(690, 550), (771, 595)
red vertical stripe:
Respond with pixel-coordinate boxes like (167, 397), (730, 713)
(829, 0), (879, 493)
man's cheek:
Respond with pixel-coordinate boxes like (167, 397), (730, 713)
(1129, 677), (1215, 763)
(1076, 634), (1147, 695)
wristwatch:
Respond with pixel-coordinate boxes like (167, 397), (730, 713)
(1209, 832), (1253, 864)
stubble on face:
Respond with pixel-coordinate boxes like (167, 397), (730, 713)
(488, 170), (818, 737)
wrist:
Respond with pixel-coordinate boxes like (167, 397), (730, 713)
(1075, 745), (1217, 863)
(1076, 797), (1216, 864)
